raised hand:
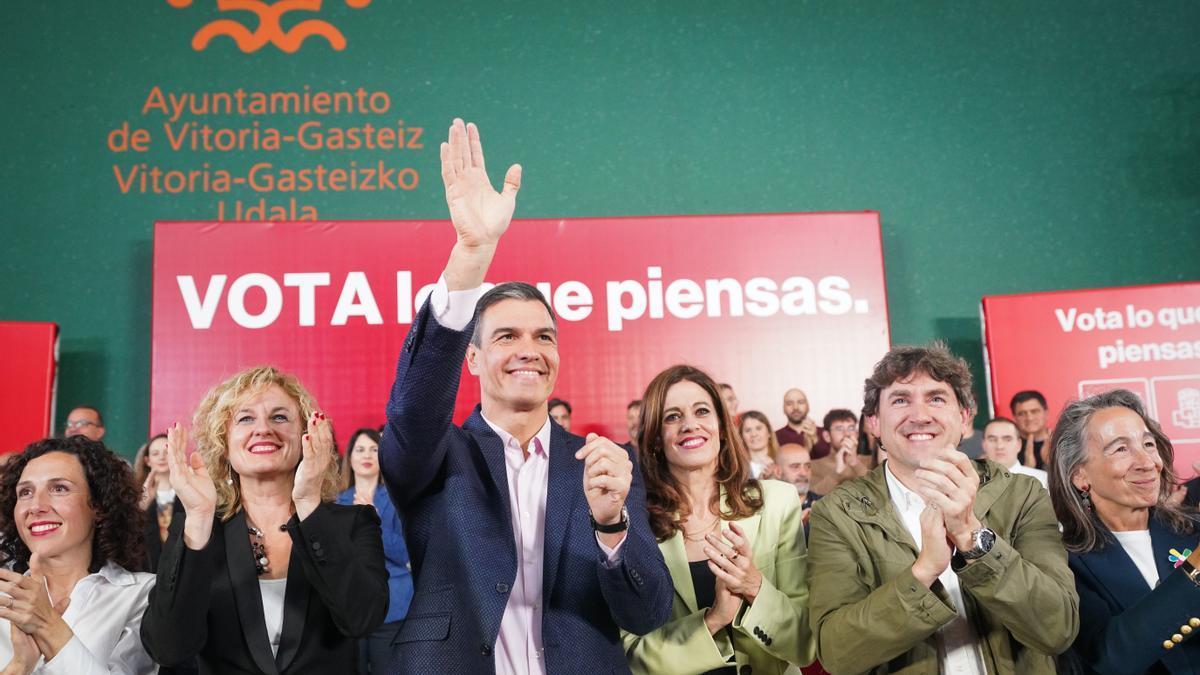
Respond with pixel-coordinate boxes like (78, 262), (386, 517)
(165, 423), (218, 549)
(441, 119), (522, 251)
(575, 433), (633, 541)
(703, 577), (744, 635)
(914, 446), (982, 551)
(705, 522), (763, 603)
(293, 412), (334, 520)
(911, 504), (952, 587)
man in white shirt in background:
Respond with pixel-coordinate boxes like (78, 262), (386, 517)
(983, 417), (1049, 490)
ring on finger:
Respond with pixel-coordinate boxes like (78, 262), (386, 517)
(730, 552), (740, 561)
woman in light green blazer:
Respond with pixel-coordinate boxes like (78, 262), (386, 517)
(623, 365), (815, 675)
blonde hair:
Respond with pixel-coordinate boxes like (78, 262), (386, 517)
(192, 365), (340, 521)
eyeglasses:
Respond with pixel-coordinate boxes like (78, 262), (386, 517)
(830, 424), (858, 434)
(64, 419), (99, 430)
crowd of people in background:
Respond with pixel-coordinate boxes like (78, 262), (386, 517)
(2, 119), (1196, 674)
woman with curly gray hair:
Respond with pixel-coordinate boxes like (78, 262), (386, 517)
(1048, 388), (1200, 674)
(140, 365), (388, 675)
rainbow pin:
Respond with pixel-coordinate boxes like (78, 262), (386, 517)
(1169, 548), (1193, 568)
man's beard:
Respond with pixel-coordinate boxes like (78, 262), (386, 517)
(792, 478), (810, 494)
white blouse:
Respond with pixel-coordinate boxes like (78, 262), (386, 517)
(0, 562), (156, 674)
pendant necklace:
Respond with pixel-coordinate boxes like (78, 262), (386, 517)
(247, 521), (289, 576)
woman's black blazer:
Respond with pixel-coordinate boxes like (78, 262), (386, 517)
(140, 502), (388, 675)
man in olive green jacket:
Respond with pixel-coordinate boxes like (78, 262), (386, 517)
(808, 343), (1078, 674)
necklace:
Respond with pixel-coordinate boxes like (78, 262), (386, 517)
(247, 521), (289, 576)
(682, 512), (721, 542)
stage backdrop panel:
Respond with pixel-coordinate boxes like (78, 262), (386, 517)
(0, 322), (59, 453)
(151, 213), (890, 445)
(982, 282), (1200, 475)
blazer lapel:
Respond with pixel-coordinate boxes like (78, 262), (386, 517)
(1150, 511), (1194, 584)
(1076, 539), (1156, 609)
(661, 531), (698, 613)
(542, 424), (582, 599)
(463, 409), (512, 513)
(224, 512), (279, 675)
(274, 542), (313, 672)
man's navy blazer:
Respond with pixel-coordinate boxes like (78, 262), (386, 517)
(379, 301), (673, 674)
(1067, 511), (1200, 674)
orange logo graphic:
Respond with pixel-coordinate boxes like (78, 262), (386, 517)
(169, 0), (372, 53)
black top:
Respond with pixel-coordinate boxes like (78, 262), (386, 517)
(1020, 439), (1047, 470)
(688, 560), (737, 675)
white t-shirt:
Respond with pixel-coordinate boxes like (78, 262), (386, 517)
(1111, 529), (1159, 589)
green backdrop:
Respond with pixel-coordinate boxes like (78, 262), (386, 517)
(3, 2), (1198, 457)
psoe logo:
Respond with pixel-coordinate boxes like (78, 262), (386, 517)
(168, 0), (372, 53)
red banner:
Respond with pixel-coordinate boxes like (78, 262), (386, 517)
(0, 322), (58, 453)
(151, 214), (890, 446)
(982, 282), (1200, 474)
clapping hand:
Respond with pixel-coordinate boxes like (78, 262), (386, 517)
(0, 554), (72, 664)
(704, 523), (763, 603)
(911, 504), (953, 586)
(575, 434), (633, 544)
(914, 446), (982, 552)
(165, 423), (218, 549)
(799, 418), (819, 445)
(703, 578), (743, 635)
(293, 412), (334, 520)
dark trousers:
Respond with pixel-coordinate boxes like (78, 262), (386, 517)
(359, 620), (403, 674)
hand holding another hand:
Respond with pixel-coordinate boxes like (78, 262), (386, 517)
(911, 504), (952, 587)
(914, 447), (981, 551)
(704, 523), (763, 603)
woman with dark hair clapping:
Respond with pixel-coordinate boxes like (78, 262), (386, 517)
(0, 435), (155, 674)
(140, 365), (388, 675)
(623, 365), (813, 674)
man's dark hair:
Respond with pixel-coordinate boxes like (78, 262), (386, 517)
(1009, 390), (1047, 414)
(719, 383), (734, 391)
(469, 282), (557, 347)
(861, 341), (975, 419)
(627, 399), (642, 411)
(823, 408), (857, 430)
(984, 416), (1020, 434)
(69, 405), (105, 426)
(548, 398), (572, 414)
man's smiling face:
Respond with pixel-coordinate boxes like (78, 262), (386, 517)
(468, 298), (560, 415)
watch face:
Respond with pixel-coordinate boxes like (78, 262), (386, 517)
(979, 528), (996, 550)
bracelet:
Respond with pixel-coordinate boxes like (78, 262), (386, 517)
(1181, 559), (1200, 587)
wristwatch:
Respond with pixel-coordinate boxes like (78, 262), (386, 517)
(590, 506), (629, 534)
(958, 527), (996, 561)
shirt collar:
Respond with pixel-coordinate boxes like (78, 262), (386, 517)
(480, 411), (551, 458)
(94, 561), (138, 586)
(883, 461), (925, 513)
